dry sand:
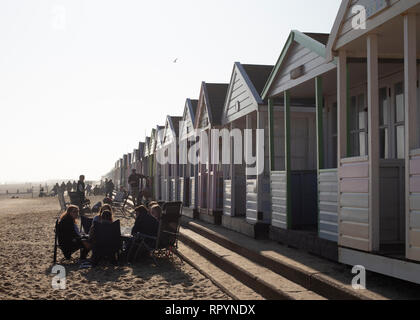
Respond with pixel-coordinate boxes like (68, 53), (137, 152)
(0, 196), (231, 300)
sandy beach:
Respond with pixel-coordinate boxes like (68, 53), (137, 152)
(0, 196), (231, 300)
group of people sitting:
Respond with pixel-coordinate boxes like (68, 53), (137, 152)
(56, 197), (163, 267)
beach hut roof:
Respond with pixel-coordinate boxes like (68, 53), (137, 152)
(189, 99), (198, 123)
(138, 142), (145, 158)
(195, 82), (229, 129)
(221, 62), (274, 125)
(261, 30), (331, 99)
(179, 98), (198, 139)
(163, 115), (182, 144)
(241, 64), (274, 102)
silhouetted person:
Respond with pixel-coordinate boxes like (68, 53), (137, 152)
(128, 169), (147, 206)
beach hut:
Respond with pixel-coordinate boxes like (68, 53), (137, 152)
(160, 116), (183, 202)
(179, 99), (199, 211)
(195, 82), (229, 225)
(148, 129), (158, 199)
(143, 137), (151, 188)
(117, 158), (123, 188)
(122, 154), (129, 189)
(220, 62), (273, 237)
(261, 31), (338, 259)
(154, 126), (165, 200)
(137, 142), (145, 177)
(135, 142), (146, 191)
(324, 0), (420, 283)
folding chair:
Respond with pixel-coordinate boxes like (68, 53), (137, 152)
(53, 219), (60, 264)
(91, 220), (122, 265)
(130, 202), (183, 265)
(69, 192), (91, 212)
(54, 194), (70, 264)
(112, 192), (129, 217)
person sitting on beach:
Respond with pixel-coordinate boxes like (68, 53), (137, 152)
(114, 186), (127, 203)
(91, 201), (102, 215)
(149, 204), (162, 221)
(89, 210), (113, 246)
(131, 206), (160, 245)
(57, 205), (91, 260)
(92, 204), (113, 224)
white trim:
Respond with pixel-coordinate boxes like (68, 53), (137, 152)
(339, 247), (420, 285)
(340, 156), (369, 164)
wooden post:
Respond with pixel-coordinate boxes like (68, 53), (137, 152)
(284, 90), (292, 229)
(337, 50), (348, 162)
(337, 50), (348, 246)
(404, 13), (418, 260)
(316, 76), (324, 235)
(316, 77), (324, 171)
(367, 34), (380, 252)
(257, 109), (263, 221)
(230, 122), (235, 216)
(268, 98), (275, 172)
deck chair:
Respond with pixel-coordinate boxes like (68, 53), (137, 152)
(53, 195), (71, 264)
(53, 219), (60, 264)
(69, 192), (91, 211)
(91, 220), (122, 265)
(130, 202), (183, 265)
(112, 192), (129, 216)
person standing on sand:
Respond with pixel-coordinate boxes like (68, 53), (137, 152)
(60, 182), (66, 194)
(128, 169), (147, 206)
(77, 175), (86, 199)
(66, 181), (72, 194)
(105, 179), (115, 198)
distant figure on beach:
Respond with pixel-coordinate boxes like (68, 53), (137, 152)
(105, 179), (114, 198)
(86, 184), (92, 196)
(52, 183), (60, 196)
(77, 175), (86, 198)
(72, 181), (77, 192)
(66, 181), (72, 194)
(60, 182), (66, 194)
(114, 186), (127, 203)
(141, 178), (153, 203)
(128, 169), (147, 207)
(57, 205), (91, 260)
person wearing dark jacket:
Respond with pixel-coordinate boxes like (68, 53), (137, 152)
(57, 205), (91, 260)
(131, 205), (159, 247)
(77, 175), (86, 198)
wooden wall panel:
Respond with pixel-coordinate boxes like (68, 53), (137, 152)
(339, 158), (370, 251)
(319, 170), (339, 242)
(271, 171), (288, 229)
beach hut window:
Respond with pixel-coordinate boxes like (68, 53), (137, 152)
(379, 88), (390, 159)
(394, 82), (405, 159)
(349, 94), (368, 157)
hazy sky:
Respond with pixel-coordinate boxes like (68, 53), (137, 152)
(0, 0), (341, 183)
